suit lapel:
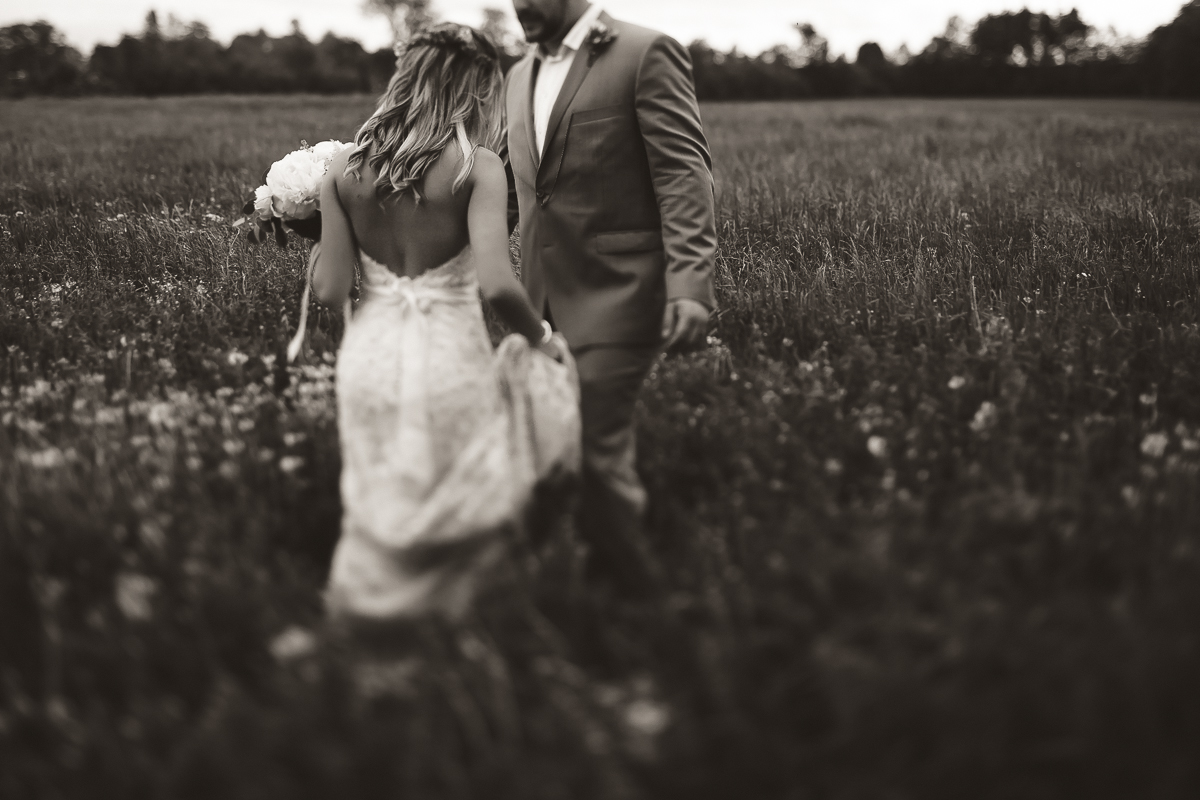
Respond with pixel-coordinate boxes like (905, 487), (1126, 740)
(538, 40), (595, 168)
(521, 56), (541, 169)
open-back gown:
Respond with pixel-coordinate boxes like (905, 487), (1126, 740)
(326, 248), (580, 620)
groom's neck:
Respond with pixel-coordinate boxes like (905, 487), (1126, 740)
(545, 0), (592, 51)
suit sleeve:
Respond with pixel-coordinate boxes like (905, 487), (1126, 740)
(499, 70), (521, 236)
(634, 35), (718, 310)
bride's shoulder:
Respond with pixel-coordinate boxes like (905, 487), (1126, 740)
(324, 146), (357, 190)
(464, 147), (505, 187)
(473, 146), (503, 168)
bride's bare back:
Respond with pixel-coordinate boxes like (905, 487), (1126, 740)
(329, 143), (472, 280)
(311, 141), (547, 347)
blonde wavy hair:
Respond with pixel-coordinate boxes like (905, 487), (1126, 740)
(345, 24), (504, 201)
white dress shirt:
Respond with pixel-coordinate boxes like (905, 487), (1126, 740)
(532, 3), (604, 157)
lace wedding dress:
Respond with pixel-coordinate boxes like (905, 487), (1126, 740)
(325, 248), (580, 621)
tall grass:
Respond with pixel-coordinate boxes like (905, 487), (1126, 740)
(2, 96), (1199, 799)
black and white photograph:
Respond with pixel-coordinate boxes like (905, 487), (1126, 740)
(1, 0), (1199, 797)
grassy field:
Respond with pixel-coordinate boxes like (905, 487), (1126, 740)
(2, 95), (1200, 799)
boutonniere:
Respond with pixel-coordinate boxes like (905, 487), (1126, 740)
(585, 22), (617, 65)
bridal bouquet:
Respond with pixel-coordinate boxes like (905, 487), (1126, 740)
(234, 140), (353, 247)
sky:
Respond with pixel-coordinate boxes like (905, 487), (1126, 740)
(0, 0), (1187, 58)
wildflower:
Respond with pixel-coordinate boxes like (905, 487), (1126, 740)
(948, 376), (966, 391)
(27, 448), (66, 469)
(280, 455), (305, 474)
(969, 402), (998, 434)
(867, 436), (888, 458)
(1140, 432), (1169, 459)
(114, 573), (157, 621)
(283, 432), (306, 447)
(623, 698), (670, 737)
(1122, 486), (1141, 509)
(94, 407), (122, 425)
(139, 520), (166, 550)
(270, 626), (318, 661)
(147, 403), (173, 428)
(218, 461), (239, 480)
(825, 458), (844, 476)
(227, 350), (249, 367)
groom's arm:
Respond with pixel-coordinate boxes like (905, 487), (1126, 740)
(498, 138), (520, 237)
(634, 35), (718, 313)
(499, 71), (521, 236)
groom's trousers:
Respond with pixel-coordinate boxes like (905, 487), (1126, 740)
(572, 344), (661, 590)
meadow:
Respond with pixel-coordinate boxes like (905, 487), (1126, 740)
(2, 95), (1200, 799)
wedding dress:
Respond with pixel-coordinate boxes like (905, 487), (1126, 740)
(325, 248), (581, 620)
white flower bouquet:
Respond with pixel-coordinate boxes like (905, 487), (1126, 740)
(235, 140), (353, 246)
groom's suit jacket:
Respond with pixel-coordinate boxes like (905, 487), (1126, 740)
(505, 13), (717, 350)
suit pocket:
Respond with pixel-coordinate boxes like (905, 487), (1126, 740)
(592, 230), (663, 254)
(570, 104), (626, 126)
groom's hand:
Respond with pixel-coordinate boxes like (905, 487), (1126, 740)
(661, 298), (710, 354)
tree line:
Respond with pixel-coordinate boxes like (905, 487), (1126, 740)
(2, 3), (1198, 100)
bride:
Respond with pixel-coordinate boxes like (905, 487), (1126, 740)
(308, 24), (580, 622)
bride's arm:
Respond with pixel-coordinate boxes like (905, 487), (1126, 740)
(467, 148), (549, 346)
(312, 155), (357, 308)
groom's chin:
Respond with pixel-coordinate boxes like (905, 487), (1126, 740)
(516, 19), (549, 43)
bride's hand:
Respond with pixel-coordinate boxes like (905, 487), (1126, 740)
(536, 333), (567, 364)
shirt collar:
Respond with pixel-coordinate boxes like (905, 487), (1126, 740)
(538, 4), (603, 60)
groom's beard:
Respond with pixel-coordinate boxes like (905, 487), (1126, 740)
(516, 11), (557, 43)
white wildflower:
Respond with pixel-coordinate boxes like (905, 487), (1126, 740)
(948, 376), (966, 391)
(867, 436), (888, 458)
(270, 626), (318, 661)
(969, 401), (999, 434)
(114, 573), (157, 621)
(623, 698), (671, 737)
(1121, 486), (1141, 509)
(1140, 432), (1169, 459)
(279, 455), (305, 474)
(27, 448), (66, 469)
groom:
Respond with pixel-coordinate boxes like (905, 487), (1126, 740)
(505, 0), (718, 586)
